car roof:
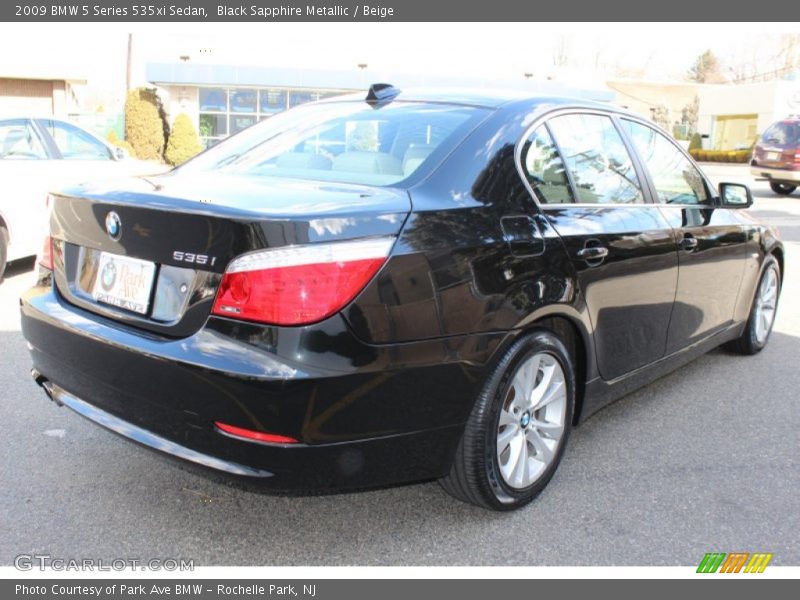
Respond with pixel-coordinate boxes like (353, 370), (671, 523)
(323, 87), (616, 111)
(0, 115), (110, 135)
(0, 115), (68, 122)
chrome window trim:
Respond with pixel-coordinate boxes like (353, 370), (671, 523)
(514, 106), (717, 210)
(537, 203), (716, 210)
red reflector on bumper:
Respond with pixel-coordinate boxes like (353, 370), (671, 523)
(214, 421), (299, 444)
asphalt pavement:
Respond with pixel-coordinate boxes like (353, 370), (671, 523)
(0, 165), (798, 566)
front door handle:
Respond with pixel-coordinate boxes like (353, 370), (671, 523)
(679, 234), (698, 251)
(576, 246), (609, 261)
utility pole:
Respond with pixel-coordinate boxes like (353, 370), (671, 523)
(126, 33), (132, 92)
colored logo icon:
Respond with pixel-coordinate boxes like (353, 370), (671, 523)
(100, 259), (117, 292)
(697, 552), (773, 573)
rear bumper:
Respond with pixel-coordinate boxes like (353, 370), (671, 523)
(39, 380), (273, 478)
(21, 278), (500, 490)
(750, 166), (800, 183)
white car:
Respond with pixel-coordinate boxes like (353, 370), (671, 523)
(0, 117), (163, 279)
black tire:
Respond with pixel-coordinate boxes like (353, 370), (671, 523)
(439, 330), (575, 511)
(769, 182), (796, 195)
(0, 227), (8, 281)
(726, 256), (781, 355)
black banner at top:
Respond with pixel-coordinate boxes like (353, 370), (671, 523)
(2, 0), (799, 21)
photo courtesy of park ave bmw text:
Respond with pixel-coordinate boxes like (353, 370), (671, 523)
(0, 0), (798, 594)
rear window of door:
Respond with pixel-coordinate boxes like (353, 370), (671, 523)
(622, 119), (709, 205)
(42, 120), (113, 160)
(0, 120), (47, 160)
(547, 113), (643, 205)
(519, 125), (574, 204)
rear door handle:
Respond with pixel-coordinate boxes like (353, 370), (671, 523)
(576, 246), (609, 261)
(679, 235), (698, 251)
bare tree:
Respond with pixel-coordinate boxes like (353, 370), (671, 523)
(680, 96), (699, 135)
(552, 35), (569, 68)
(650, 104), (671, 131)
(778, 34), (800, 75)
(725, 34), (800, 83)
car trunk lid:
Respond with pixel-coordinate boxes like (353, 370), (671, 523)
(49, 173), (410, 337)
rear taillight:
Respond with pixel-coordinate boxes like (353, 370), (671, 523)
(37, 235), (53, 271)
(794, 149), (800, 164)
(212, 237), (395, 326)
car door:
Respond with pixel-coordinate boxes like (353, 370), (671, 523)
(522, 112), (679, 381)
(36, 119), (124, 182)
(0, 119), (52, 260)
(619, 118), (748, 354)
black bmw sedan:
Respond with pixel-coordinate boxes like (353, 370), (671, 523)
(21, 85), (783, 510)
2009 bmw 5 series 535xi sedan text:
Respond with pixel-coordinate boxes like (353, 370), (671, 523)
(21, 85), (783, 510)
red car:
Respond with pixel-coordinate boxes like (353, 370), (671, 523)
(751, 117), (800, 195)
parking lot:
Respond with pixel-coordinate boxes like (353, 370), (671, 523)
(1, 164), (798, 566)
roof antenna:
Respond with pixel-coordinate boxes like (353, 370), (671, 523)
(366, 83), (401, 108)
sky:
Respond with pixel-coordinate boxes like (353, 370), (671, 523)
(1, 22), (798, 109)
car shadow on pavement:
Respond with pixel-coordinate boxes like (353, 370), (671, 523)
(2, 325), (799, 566)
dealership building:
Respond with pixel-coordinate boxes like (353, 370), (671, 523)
(146, 62), (363, 147)
(141, 62), (800, 151)
(696, 78), (800, 150)
(145, 62), (615, 147)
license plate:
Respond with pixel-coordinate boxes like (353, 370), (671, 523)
(766, 151), (780, 161)
(92, 252), (156, 315)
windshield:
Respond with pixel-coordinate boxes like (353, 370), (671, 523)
(178, 101), (487, 186)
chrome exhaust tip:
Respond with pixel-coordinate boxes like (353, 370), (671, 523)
(31, 369), (46, 387)
(31, 370), (62, 406)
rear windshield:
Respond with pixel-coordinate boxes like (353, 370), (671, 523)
(761, 121), (800, 146)
(179, 101), (487, 186)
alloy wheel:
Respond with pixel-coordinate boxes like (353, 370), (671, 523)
(754, 266), (779, 344)
(496, 352), (567, 489)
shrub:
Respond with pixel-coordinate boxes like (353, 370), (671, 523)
(689, 148), (751, 163)
(688, 133), (703, 152)
(164, 113), (203, 166)
(124, 87), (167, 160)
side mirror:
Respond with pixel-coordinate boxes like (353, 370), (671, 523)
(719, 182), (752, 208)
(114, 147), (128, 161)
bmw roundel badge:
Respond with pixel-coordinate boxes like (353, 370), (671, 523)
(100, 259), (117, 292)
(105, 211), (122, 241)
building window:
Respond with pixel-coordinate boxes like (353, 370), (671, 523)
(199, 88), (227, 112)
(197, 86), (346, 148)
(230, 90), (257, 113)
(199, 113), (227, 140)
(230, 115), (257, 135)
(259, 89), (286, 114)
